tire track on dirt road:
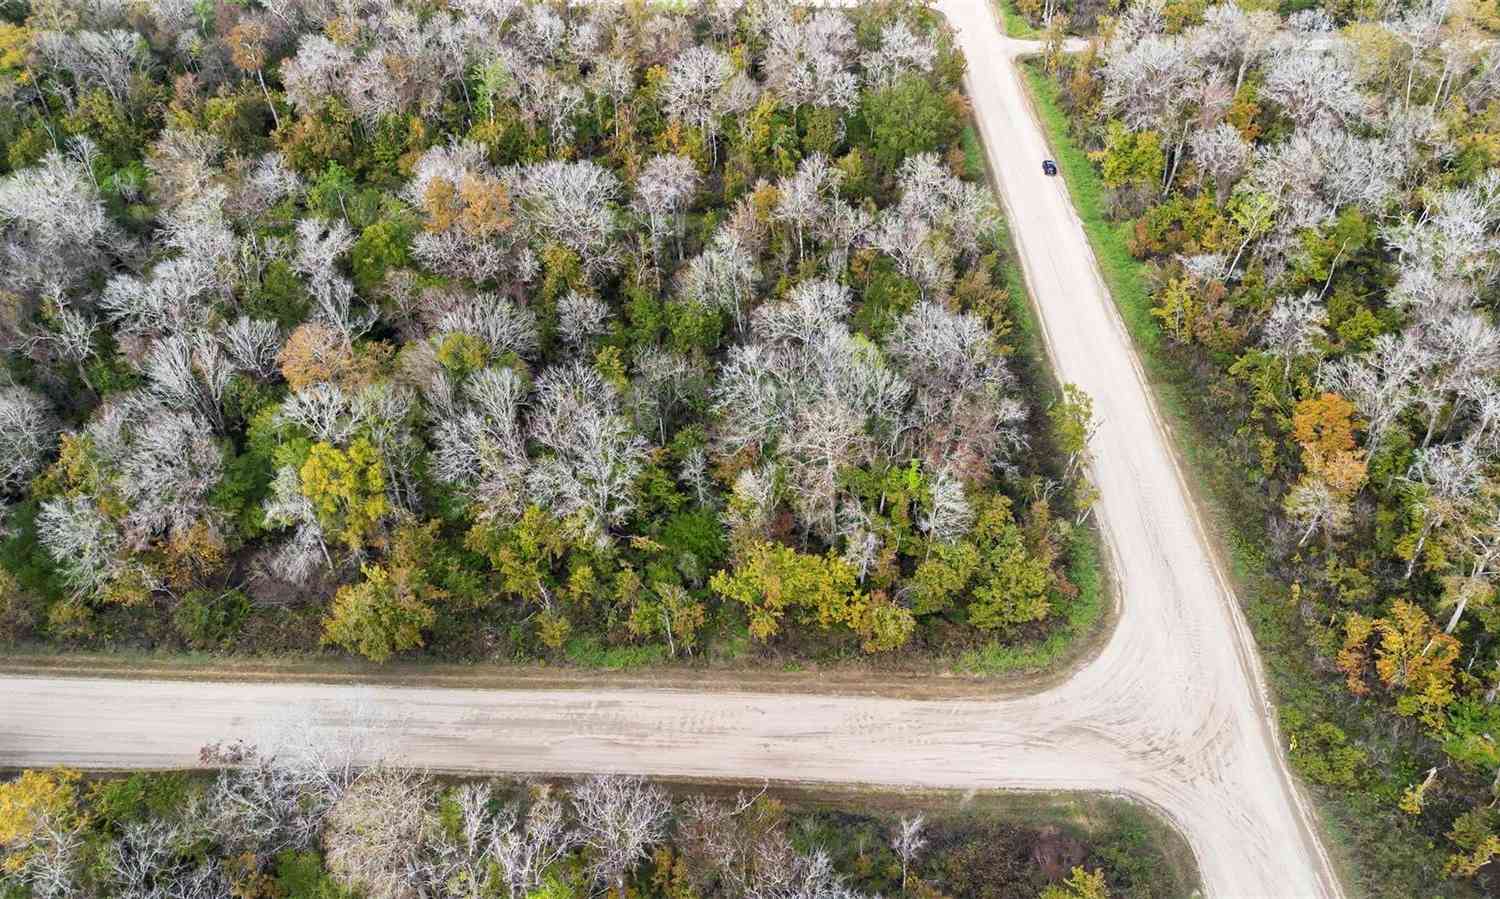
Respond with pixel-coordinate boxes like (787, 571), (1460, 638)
(0, 5), (1342, 897)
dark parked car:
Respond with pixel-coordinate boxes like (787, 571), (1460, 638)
(1042, 159), (1058, 176)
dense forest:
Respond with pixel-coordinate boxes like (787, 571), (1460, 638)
(1032, 0), (1500, 891)
(0, 728), (1188, 899)
(0, 0), (1096, 667)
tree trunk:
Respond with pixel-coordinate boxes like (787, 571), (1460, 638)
(1445, 592), (1469, 634)
(1405, 517), (1432, 580)
(1225, 232), (1254, 281)
(1162, 122), (1190, 197)
(1299, 516), (1320, 547)
(1422, 403), (1444, 449)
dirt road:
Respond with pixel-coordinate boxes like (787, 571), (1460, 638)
(0, 6), (1342, 897)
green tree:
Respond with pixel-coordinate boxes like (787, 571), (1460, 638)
(1050, 384), (1098, 502)
(858, 596), (916, 653)
(1040, 866), (1110, 899)
(627, 582), (708, 657)
(351, 214), (415, 296)
(710, 541), (911, 651)
(909, 541), (979, 615)
(711, 541), (863, 641)
(966, 497), (1053, 631)
(275, 851), (358, 899)
(859, 74), (960, 172)
(1088, 120), (1163, 192)
(1446, 808), (1500, 878)
(465, 506), (572, 608)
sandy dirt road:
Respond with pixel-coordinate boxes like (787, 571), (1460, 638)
(0, 5), (1342, 897)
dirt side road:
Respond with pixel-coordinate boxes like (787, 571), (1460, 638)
(0, 5), (1342, 897)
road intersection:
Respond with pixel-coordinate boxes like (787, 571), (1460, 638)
(0, 5), (1343, 896)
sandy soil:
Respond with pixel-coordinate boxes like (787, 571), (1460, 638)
(0, 6), (1343, 897)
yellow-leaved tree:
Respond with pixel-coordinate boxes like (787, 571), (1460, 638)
(0, 768), (81, 874)
(1336, 600), (1459, 733)
(322, 521), (445, 663)
(300, 437), (389, 551)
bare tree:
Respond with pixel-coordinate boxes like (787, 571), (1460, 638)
(279, 382), (361, 445)
(1190, 122), (1252, 205)
(143, 331), (233, 431)
(259, 460), (336, 585)
(887, 301), (1025, 477)
(430, 366), (530, 521)
(1187, 4), (1278, 94)
(920, 468), (974, 543)
(105, 816), (228, 899)
(569, 775), (671, 897)
(5, 809), (82, 899)
(1262, 43), (1367, 129)
(323, 765), (432, 899)
(527, 362), (650, 543)
(148, 131), (228, 213)
(1284, 477), (1352, 548)
(294, 218), (374, 344)
(724, 463), (781, 541)
(1402, 442), (1483, 579)
(516, 160), (622, 280)
(117, 406), (224, 545)
(488, 786), (579, 899)
(774, 154), (841, 263)
(1101, 32), (1202, 193)
(626, 347), (708, 444)
(1385, 0), (1450, 111)
(0, 151), (126, 297)
(219, 316), (283, 379)
(634, 154), (700, 264)
(206, 745), (337, 856)
(862, 21), (936, 89)
(37, 495), (123, 598)
(783, 399), (872, 541)
(1260, 292), (1327, 378)
(891, 814), (927, 890)
(235, 152), (305, 220)
(0, 388), (58, 497)
(1436, 480), (1500, 634)
(1320, 332), (1427, 461)
(867, 209), (953, 301)
(33, 29), (148, 110)
(678, 229), (761, 333)
(435, 294), (541, 359)
(661, 46), (733, 161)
(746, 846), (866, 899)
(762, 8), (859, 112)
(557, 292), (613, 355)
(412, 782), (499, 899)
(280, 34), (357, 117)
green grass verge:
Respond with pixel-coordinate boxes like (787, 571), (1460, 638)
(1020, 61), (1483, 898)
(993, 0), (1041, 39)
(563, 636), (669, 669)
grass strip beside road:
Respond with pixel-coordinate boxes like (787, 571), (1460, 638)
(993, 0), (1041, 38)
